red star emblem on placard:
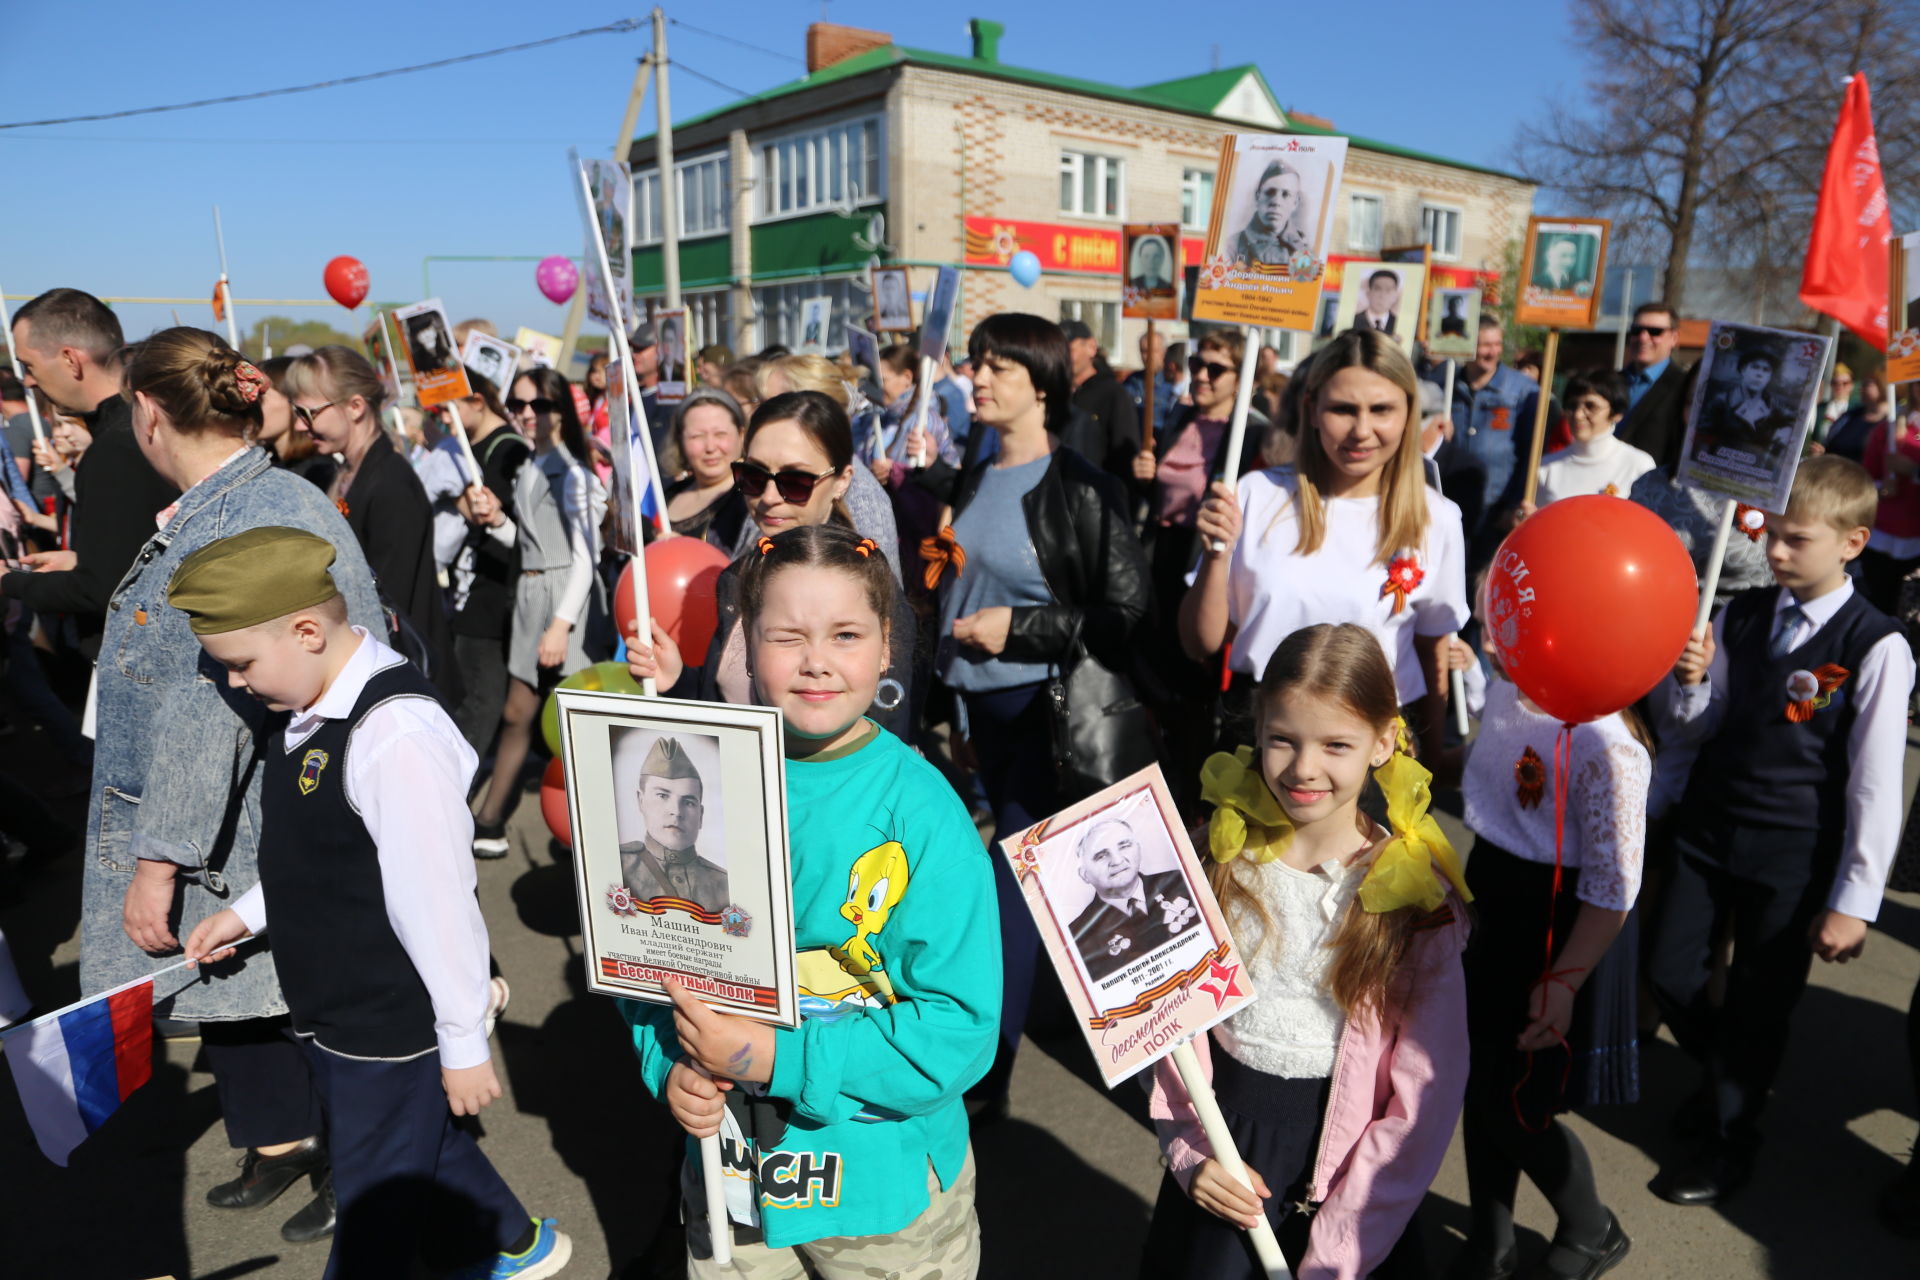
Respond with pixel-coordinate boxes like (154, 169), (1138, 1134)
(1197, 959), (1245, 1010)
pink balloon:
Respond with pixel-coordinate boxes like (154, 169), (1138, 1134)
(536, 256), (579, 305)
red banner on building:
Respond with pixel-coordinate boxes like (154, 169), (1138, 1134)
(964, 216), (1203, 276)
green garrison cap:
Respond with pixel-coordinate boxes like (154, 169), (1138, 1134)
(167, 526), (340, 635)
(641, 736), (702, 784)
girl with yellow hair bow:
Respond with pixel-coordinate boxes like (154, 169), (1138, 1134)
(1141, 623), (1471, 1279)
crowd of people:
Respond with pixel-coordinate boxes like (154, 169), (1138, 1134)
(0, 282), (1917, 1280)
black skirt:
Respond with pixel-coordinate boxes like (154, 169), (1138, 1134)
(1464, 840), (1640, 1115)
(1138, 1049), (1326, 1280)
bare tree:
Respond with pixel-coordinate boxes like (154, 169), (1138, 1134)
(1517, 0), (1920, 316)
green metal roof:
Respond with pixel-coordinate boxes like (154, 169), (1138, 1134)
(643, 43), (1528, 185)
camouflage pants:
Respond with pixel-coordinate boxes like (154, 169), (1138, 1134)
(686, 1147), (980, 1279)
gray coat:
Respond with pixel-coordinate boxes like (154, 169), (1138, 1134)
(84, 447), (383, 1021)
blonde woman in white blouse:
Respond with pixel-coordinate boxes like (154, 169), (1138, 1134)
(1179, 328), (1468, 766)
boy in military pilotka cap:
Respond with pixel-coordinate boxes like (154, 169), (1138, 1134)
(619, 736), (730, 914)
(177, 527), (570, 1280)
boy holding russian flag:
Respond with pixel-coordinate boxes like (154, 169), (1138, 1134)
(175, 526), (569, 1280)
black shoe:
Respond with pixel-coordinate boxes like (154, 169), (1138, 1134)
(1650, 1147), (1753, 1206)
(1444, 1239), (1518, 1280)
(206, 1136), (327, 1210)
(473, 820), (510, 860)
(1521, 1211), (1629, 1279)
(280, 1171), (336, 1244)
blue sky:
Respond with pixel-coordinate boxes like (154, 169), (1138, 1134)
(2, 1), (1574, 348)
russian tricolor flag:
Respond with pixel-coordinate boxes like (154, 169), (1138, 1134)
(1, 975), (154, 1165)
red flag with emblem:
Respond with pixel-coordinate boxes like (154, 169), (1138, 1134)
(1800, 75), (1890, 350)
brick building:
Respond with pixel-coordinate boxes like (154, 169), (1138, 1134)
(626, 19), (1536, 363)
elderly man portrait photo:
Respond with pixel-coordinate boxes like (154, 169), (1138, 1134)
(1067, 817), (1200, 981)
(619, 735), (729, 914)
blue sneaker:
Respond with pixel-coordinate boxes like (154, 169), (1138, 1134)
(449, 1217), (571, 1279)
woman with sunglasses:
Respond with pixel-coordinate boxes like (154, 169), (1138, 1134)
(470, 367), (609, 856)
(257, 356), (337, 493)
(661, 387), (749, 549)
(627, 390), (919, 740)
(286, 346), (457, 702)
(1129, 328), (1270, 810)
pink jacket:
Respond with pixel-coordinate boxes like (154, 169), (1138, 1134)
(1147, 893), (1471, 1280)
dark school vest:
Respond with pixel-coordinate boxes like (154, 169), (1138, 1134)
(1684, 586), (1900, 835)
(260, 660), (441, 1059)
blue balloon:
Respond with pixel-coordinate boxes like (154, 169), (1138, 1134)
(1008, 250), (1042, 288)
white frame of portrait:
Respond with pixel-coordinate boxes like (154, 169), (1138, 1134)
(558, 689), (799, 1028)
(459, 331), (524, 396)
(1676, 320), (1833, 512)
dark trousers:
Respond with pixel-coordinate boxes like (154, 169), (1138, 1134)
(199, 1016), (320, 1149)
(451, 632), (510, 758)
(1644, 823), (1831, 1146)
(962, 681), (1061, 1102)
(306, 1042), (526, 1279)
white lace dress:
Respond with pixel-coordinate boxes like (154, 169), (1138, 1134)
(1215, 853), (1365, 1079)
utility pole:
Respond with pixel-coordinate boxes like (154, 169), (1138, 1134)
(654, 7), (682, 312)
(558, 53), (654, 371)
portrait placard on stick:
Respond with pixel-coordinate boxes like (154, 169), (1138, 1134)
(844, 326), (881, 382)
(871, 266), (913, 333)
(1122, 224), (1181, 320)
(1889, 230), (1920, 385)
(460, 332), (523, 398)
(393, 299), (473, 408)
(918, 265), (962, 357)
(515, 326), (562, 369)
(1333, 259), (1428, 359)
(1515, 216), (1610, 330)
(558, 690), (798, 1028)
(655, 307), (690, 405)
(1427, 285), (1481, 360)
(1190, 133), (1348, 331)
(1001, 766), (1256, 1086)
(1677, 321), (1833, 514)
(797, 297), (831, 356)
(581, 158), (634, 328)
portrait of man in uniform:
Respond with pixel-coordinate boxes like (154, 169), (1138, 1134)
(619, 735), (728, 914)
(1067, 816), (1200, 981)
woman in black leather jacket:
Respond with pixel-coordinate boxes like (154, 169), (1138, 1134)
(917, 312), (1150, 1113)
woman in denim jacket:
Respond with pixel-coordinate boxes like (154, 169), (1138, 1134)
(88, 329), (381, 1220)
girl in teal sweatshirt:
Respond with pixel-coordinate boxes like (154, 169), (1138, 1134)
(622, 524), (1001, 1276)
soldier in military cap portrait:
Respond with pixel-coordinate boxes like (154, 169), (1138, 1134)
(619, 734), (729, 913)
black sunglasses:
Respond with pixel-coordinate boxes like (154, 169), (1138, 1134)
(1188, 356), (1234, 381)
(292, 400), (339, 429)
(505, 397), (559, 415)
(1627, 324), (1670, 338)
(731, 459), (838, 504)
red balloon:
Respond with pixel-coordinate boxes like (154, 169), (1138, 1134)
(1485, 495), (1697, 724)
(616, 537), (732, 661)
(539, 757), (570, 848)
(323, 255), (369, 310)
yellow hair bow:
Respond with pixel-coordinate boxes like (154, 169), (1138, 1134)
(1360, 732), (1473, 914)
(1201, 746), (1294, 864)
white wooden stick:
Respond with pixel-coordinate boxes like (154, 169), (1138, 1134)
(893, 354), (937, 468)
(1694, 497), (1736, 637)
(1449, 634), (1469, 737)
(448, 402), (482, 489)
(1170, 1040), (1293, 1279)
(1209, 329), (1265, 553)
(213, 206), (241, 350)
(701, 1126), (730, 1267)
(0, 273), (48, 448)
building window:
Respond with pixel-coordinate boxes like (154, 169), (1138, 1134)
(634, 153), (731, 244)
(1181, 168), (1215, 230)
(1059, 150), (1125, 219)
(1058, 300), (1120, 353)
(1347, 193), (1383, 253)
(750, 278), (862, 351)
(756, 117), (882, 220)
(1420, 203), (1463, 260)
(640, 290), (732, 355)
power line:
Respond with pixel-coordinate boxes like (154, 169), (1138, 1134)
(669, 60), (753, 101)
(0, 18), (644, 130)
(667, 18), (805, 65)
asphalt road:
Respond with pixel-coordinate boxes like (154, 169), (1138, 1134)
(2, 727), (1916, 1279)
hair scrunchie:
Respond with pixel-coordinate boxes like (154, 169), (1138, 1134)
(232, 361), (268, 404)
(756, 535), (776, 556)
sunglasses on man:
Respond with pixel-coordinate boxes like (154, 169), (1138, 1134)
(1626, 324), (1670, 338)
(1188, 356), (1235, 382)
(731, 459), (839, 504)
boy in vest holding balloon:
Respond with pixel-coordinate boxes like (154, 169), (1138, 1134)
(177, 527), (569, 1280)
(1647, 455), (1914, 1207)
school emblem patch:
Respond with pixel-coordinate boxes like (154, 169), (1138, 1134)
(297, 749), (330, 795)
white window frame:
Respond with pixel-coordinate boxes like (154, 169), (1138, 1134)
(632, 152), (733, 246)
(1059, 149), (1126, 220)
(750, 277), (862, 351)
(1347, 193), (1384, 254)
(753, 116), (884, 224)
(1058, 299), (1120, 353)
(1181, 168), (1215, 231)
(1420, 201), (1464, 262)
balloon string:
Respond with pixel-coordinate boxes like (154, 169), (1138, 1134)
(1512, 722), (1575, 1134)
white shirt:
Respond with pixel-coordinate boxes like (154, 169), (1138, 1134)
(1215, 853), (1362, 1079)
(1218, 468), (1469, 703)
(230, 630), (494, 1068)
(409, 437), (470, 572)
(1535, 432), (1656, 507)
(1653, 580), (1916, 920)
(1463, 681), (1650, 911)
